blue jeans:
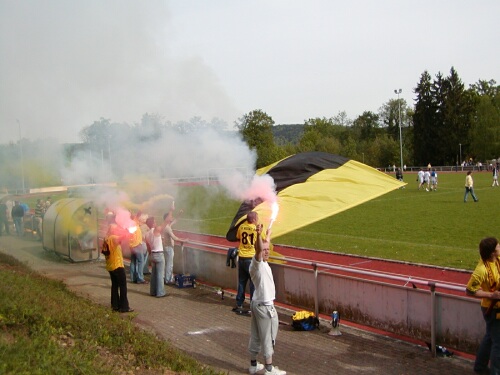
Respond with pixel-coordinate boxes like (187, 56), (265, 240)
(143, 251), (150, 274)
(129, 243), (146, 283)
(150, 252), (166, 297)
(475, 307), (500, 374)
(13, 217), (23, 236)
(464, 187), (478, 202)
(164, 246), (174, 283)
(236, 257), (254, 307)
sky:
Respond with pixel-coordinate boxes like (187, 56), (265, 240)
(1, 0), (499, 144)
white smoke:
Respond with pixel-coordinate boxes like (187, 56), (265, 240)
(0, 1), (241, 144)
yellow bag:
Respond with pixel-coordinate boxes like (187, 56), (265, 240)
(291, 310), (319, 331)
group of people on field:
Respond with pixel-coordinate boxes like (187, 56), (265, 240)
(398, 163), (500, 204)
(416, 167), (439, 192)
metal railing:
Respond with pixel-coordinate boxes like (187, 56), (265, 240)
(180, 239), (473, 357)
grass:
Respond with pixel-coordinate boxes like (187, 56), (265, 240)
(0, 252), (223, 375)
(173, 170), (498, 271)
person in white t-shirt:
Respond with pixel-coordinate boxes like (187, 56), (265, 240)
(417, 169), (425, 190)
(247, 225), (286, 375)
(423, 169), (431, 191)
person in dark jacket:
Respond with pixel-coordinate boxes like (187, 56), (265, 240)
(11, 201), (25, 236)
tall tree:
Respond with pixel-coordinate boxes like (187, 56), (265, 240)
(236, 109), (275, 168)
(353, 111), (380, 141)
(469, 80), (500, 161)
(439, 68), (477, 164)
(300, 117), (342, 155)
(413, 71), (435, 165)
(413, 68), (476, 165)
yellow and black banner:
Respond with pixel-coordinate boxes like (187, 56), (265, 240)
(226, 152), (405, 241)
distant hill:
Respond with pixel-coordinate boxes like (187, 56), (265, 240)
(272, 124), (304, 145)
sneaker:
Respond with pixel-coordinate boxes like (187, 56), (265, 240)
(264, 366), (286, 375)
(249, 362), (264, 374)
(232, 305), (243, 312)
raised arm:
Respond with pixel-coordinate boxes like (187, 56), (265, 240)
(255, 224), (270, 262)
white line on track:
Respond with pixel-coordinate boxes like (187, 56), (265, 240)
(187, 327), (228, 335)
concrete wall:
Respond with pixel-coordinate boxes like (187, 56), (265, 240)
(175, 244), (482, 354)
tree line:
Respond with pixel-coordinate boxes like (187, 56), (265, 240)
(239, 67), (499, 169)
(1, 67), (498, 191)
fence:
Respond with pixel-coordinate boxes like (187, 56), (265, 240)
(171, 238), (481, 356)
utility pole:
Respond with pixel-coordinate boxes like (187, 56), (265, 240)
(394, 89), (403, 172)
(16, 119), (25, 193)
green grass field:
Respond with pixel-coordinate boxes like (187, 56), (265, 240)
(174, 170), (498, 271)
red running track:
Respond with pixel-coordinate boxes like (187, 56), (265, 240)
(177, 231), (472, 297)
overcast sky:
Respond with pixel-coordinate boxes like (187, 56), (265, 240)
(1, 0), (498, 144)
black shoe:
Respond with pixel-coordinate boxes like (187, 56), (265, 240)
(156, 294), (167, 298)
(232, 306), (243, 312)
(119, 308), (134, 313)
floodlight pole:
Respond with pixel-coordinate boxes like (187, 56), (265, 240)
(394, 89), (403, 172)
(16, 119), (25, 193)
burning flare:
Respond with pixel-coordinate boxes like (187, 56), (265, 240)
(268, 201), (279, 229)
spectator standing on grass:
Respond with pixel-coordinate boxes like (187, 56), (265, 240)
(104, 232), (133, 313)
(492, 164), (499, 187)
(466, 237), (500, 374)
(233, 211), (259, 313)
(11, 201), (25, 236)
(247, 224), (286, 375)
(464, 171), (479, 203)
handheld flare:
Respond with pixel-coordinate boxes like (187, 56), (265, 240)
(268, 201), (279, 230)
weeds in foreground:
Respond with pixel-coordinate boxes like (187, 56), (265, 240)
(0, 253), (223, 375)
